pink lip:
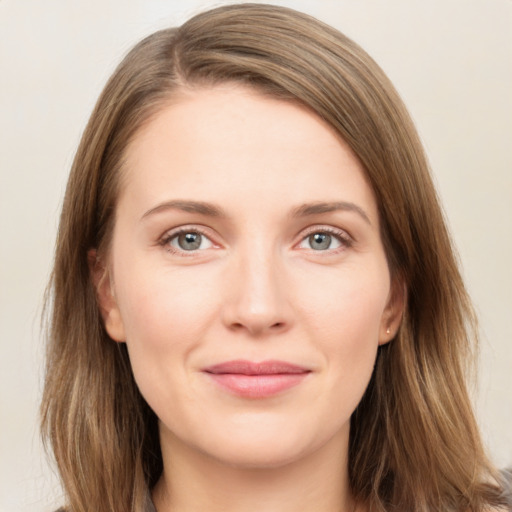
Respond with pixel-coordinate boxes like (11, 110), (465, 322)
(202, 360), (311, 398)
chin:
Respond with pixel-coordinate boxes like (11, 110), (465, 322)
(190, 417), (344, 471)
(209, 441), (310, 470)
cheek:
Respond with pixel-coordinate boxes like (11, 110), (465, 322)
(297, 263), (389, 394)
(298, 261), (390, 342)
(112, 261), (221, 396)
(115, 259), (220, 342)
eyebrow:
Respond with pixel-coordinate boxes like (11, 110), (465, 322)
(141, 200), (226, 220)
(141, 199), (371, 225)
(291, 201), (372, 225)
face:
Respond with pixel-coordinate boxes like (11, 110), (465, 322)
(97, 85), (402, 469)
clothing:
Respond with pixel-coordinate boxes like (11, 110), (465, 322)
(144, 490), (157, 512)
(501, 468), (512, 510)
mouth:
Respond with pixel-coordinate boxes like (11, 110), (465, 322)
(202, 360), (311, 398)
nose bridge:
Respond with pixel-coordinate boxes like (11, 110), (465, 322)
(223, 236), (290, 335)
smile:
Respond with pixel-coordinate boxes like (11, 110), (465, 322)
(202, 360), (311, 398)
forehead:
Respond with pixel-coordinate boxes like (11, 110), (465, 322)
(119, 84), (378, 223)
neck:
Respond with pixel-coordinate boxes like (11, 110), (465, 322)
(152, 427), (356, 512)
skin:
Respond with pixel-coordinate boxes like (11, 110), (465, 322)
(95, 85), (404, 512)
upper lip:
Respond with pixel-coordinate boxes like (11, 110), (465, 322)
(203, 360), (311, 375)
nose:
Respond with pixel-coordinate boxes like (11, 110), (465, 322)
(221, 246), (293, 337)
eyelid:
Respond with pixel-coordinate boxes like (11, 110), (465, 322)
(157, 223), (353, 255)
(295, 225), (354, 251)
(158, 224), (220, 255)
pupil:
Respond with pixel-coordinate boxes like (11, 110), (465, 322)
(178, 232), (201, 250)
(310, 233), (331, 250)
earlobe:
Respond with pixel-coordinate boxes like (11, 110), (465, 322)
(88, 249), (126, 342)
(379, 277), (406, 345)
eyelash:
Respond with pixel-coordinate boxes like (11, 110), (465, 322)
(299, 226), (354, 253)
(158, 225), (353, 256)
(159, 226), (214, 256)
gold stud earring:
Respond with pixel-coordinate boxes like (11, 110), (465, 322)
(386, 328), (391, 335)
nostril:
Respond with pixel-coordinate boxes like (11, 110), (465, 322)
(228, 320), (286, 334)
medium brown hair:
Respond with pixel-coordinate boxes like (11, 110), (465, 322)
(41, 4), (506, 511)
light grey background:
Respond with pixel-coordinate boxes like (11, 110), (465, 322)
(1, 1), (511, 510)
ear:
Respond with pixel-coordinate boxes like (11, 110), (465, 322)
(378, 275), (406, 345)
(88, 249), (126, 342)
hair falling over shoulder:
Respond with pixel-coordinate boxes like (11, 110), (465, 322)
(41, 4), (509, 512)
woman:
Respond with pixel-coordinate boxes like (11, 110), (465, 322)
(41, 3), (510, 511)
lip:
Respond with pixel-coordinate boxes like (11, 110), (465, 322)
(202, 360), (311, 398)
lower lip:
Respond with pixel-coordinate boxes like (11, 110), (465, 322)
(206, 373), (309, 398)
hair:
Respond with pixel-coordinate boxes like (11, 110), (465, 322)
(41, 3), (507, 512)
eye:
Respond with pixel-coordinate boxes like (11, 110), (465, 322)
(310, 232), (337, 250)
(303, 232), (341, 251)
(297, 228), (351, 252)
(165, 230), (214, 252)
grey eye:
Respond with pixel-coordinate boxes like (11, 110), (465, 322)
(299, 231), (345, 251)
(179, 232), (201, 250)
(308, 233), (332, 250)
(171, 232), (213, 251)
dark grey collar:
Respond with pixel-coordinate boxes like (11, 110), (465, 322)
(144, 490), (157, 512)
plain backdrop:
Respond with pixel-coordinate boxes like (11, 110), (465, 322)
(0, 1), (511, 510)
